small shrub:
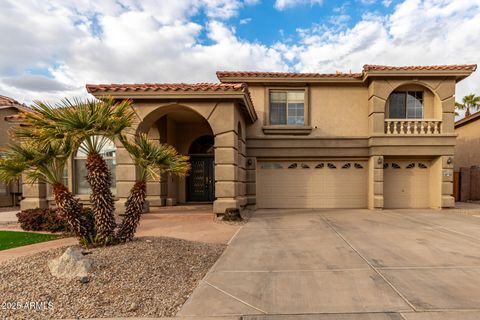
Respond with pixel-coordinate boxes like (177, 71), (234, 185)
(17, 208), (69, 232)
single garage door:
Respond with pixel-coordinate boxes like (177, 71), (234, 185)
(257, 160), (368, 209)
(384, 160), (430, 208)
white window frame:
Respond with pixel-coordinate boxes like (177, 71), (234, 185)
(267, 89), (307, 126)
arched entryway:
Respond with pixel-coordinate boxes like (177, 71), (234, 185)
(187, 135), (215, 202)
(134, 104), (215, 208)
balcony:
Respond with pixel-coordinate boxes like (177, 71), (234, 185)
(384, 119), (442, 135)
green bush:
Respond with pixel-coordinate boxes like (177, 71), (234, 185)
(17, 208), (70, 232)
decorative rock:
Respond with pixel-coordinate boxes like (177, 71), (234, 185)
(79, 276), (90, 284)
(48, 247), (93, 279)
(222, 208), (242, 221)
(128, 302), (138, 312)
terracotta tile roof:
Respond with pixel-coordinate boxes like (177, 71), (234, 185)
(455, 110), (480, 128)
(0, 95), (22, 106)
(86, 82), (249, 93)
(363, 64), (477, 72)
(217, 65), (477, 81)
(216, 71), (363, 79)
(86, 82), (257, 122)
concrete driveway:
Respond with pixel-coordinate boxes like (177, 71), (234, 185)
(178, 209), (480, 319)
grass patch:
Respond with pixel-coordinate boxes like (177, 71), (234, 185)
(0, 231), (60, 251)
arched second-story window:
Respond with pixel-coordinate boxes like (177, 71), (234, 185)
(388, 91), (424, 119)
(74, 136), (116, 195)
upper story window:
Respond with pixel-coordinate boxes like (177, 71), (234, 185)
(388, 91), (423, 119)
(269, 90), (305, 125)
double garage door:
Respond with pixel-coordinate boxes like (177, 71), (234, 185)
(257, 160), (368, 209)
(257, 159), (431, 209)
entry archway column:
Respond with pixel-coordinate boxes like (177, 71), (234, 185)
(209, 102), (241, 215)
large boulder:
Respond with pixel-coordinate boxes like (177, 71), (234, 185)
(48, 247), (93, 279)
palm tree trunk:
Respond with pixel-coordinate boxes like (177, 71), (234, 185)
(116, 180), (146, 242)
(52, 183), (92, 239)
(86, 152), (116, 244)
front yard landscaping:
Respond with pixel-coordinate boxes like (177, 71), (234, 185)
(0, 230), (60, 251)
(0, 236), (225, 319)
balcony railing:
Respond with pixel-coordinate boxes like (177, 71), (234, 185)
(384, 119), (442, 135)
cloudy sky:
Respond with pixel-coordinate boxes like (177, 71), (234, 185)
(0, 0), (479, 107)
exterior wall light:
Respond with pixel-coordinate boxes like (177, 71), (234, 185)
(447, 157), (453, 165)
(377, 157), (383, 165)
(247, 159), (253, 166)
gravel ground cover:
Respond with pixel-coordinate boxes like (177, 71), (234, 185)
(0, 236), (225, 319)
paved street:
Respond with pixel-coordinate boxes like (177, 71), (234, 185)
(179, 209), (480, 319)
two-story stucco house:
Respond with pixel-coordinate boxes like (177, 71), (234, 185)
(20, 64), (477, 215)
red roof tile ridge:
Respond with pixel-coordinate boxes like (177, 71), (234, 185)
(86, 82), (248, 93)
(216, 70), (362, 78)
(0, 95), (22, 106)
(363, 64), (477, 72)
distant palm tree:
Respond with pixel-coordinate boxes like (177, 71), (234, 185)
(455, 94), (480, 117)
(116, 134), (190, 242)
(0, 140), (93, 239)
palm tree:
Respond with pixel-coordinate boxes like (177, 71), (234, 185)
(116, 134), (190, 242)
(0, 140), (93, 240)
(455, 94), (480, 117)
(14, 98), (136, 245)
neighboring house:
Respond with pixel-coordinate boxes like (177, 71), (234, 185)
(21, 64), (476, 214)
(454, 111), (480, 201)
(0, 95), (27, 207)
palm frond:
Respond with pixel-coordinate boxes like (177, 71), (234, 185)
(0, 141), (69, 186)
(11, 97), (137, 155)
(120, 133), (190, 182)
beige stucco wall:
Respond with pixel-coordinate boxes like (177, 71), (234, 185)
(0, 107), (22, 207)
(246, 84), (369, 138)
(21, 73), (463, 212)
(455, 121), (480, 171)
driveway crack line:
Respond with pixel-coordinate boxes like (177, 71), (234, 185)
(320, 214), (417, 312)
(204, 280), (268, 314)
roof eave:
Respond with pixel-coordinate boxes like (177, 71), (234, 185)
(455, 112), (480, 128)
(363, 69), (475, 82)
(87, 88), (258, 123)
(217, 76), (363, 84)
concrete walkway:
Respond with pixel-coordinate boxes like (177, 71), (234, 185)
(0, 209), (239, 264)
(0, 209), (20, 223)
(179, 209), (480, 319)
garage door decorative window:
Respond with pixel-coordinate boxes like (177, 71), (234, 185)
(301, 163), (310, 169)
(327, 163), (336, 169)
(288, 163), (298, 169)
(261, 163), (283, 169)
(342, 163), (351, 169)
(354, 163), (364, 169)
(406, 163), (416, 169)
(418, 163), (428, 169)
(392, 163), (401, 169)
(315, 163), (324, 169)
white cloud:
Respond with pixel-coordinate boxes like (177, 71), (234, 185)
(0, 0), (287, 103)
(240, 18), (252, 24)
(359, 0), (377, 4)
(382, 0), (393, 6)
(0, 0), (480, 107)
(282, 0), (480, 101)
(274, 0), (324, 11)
